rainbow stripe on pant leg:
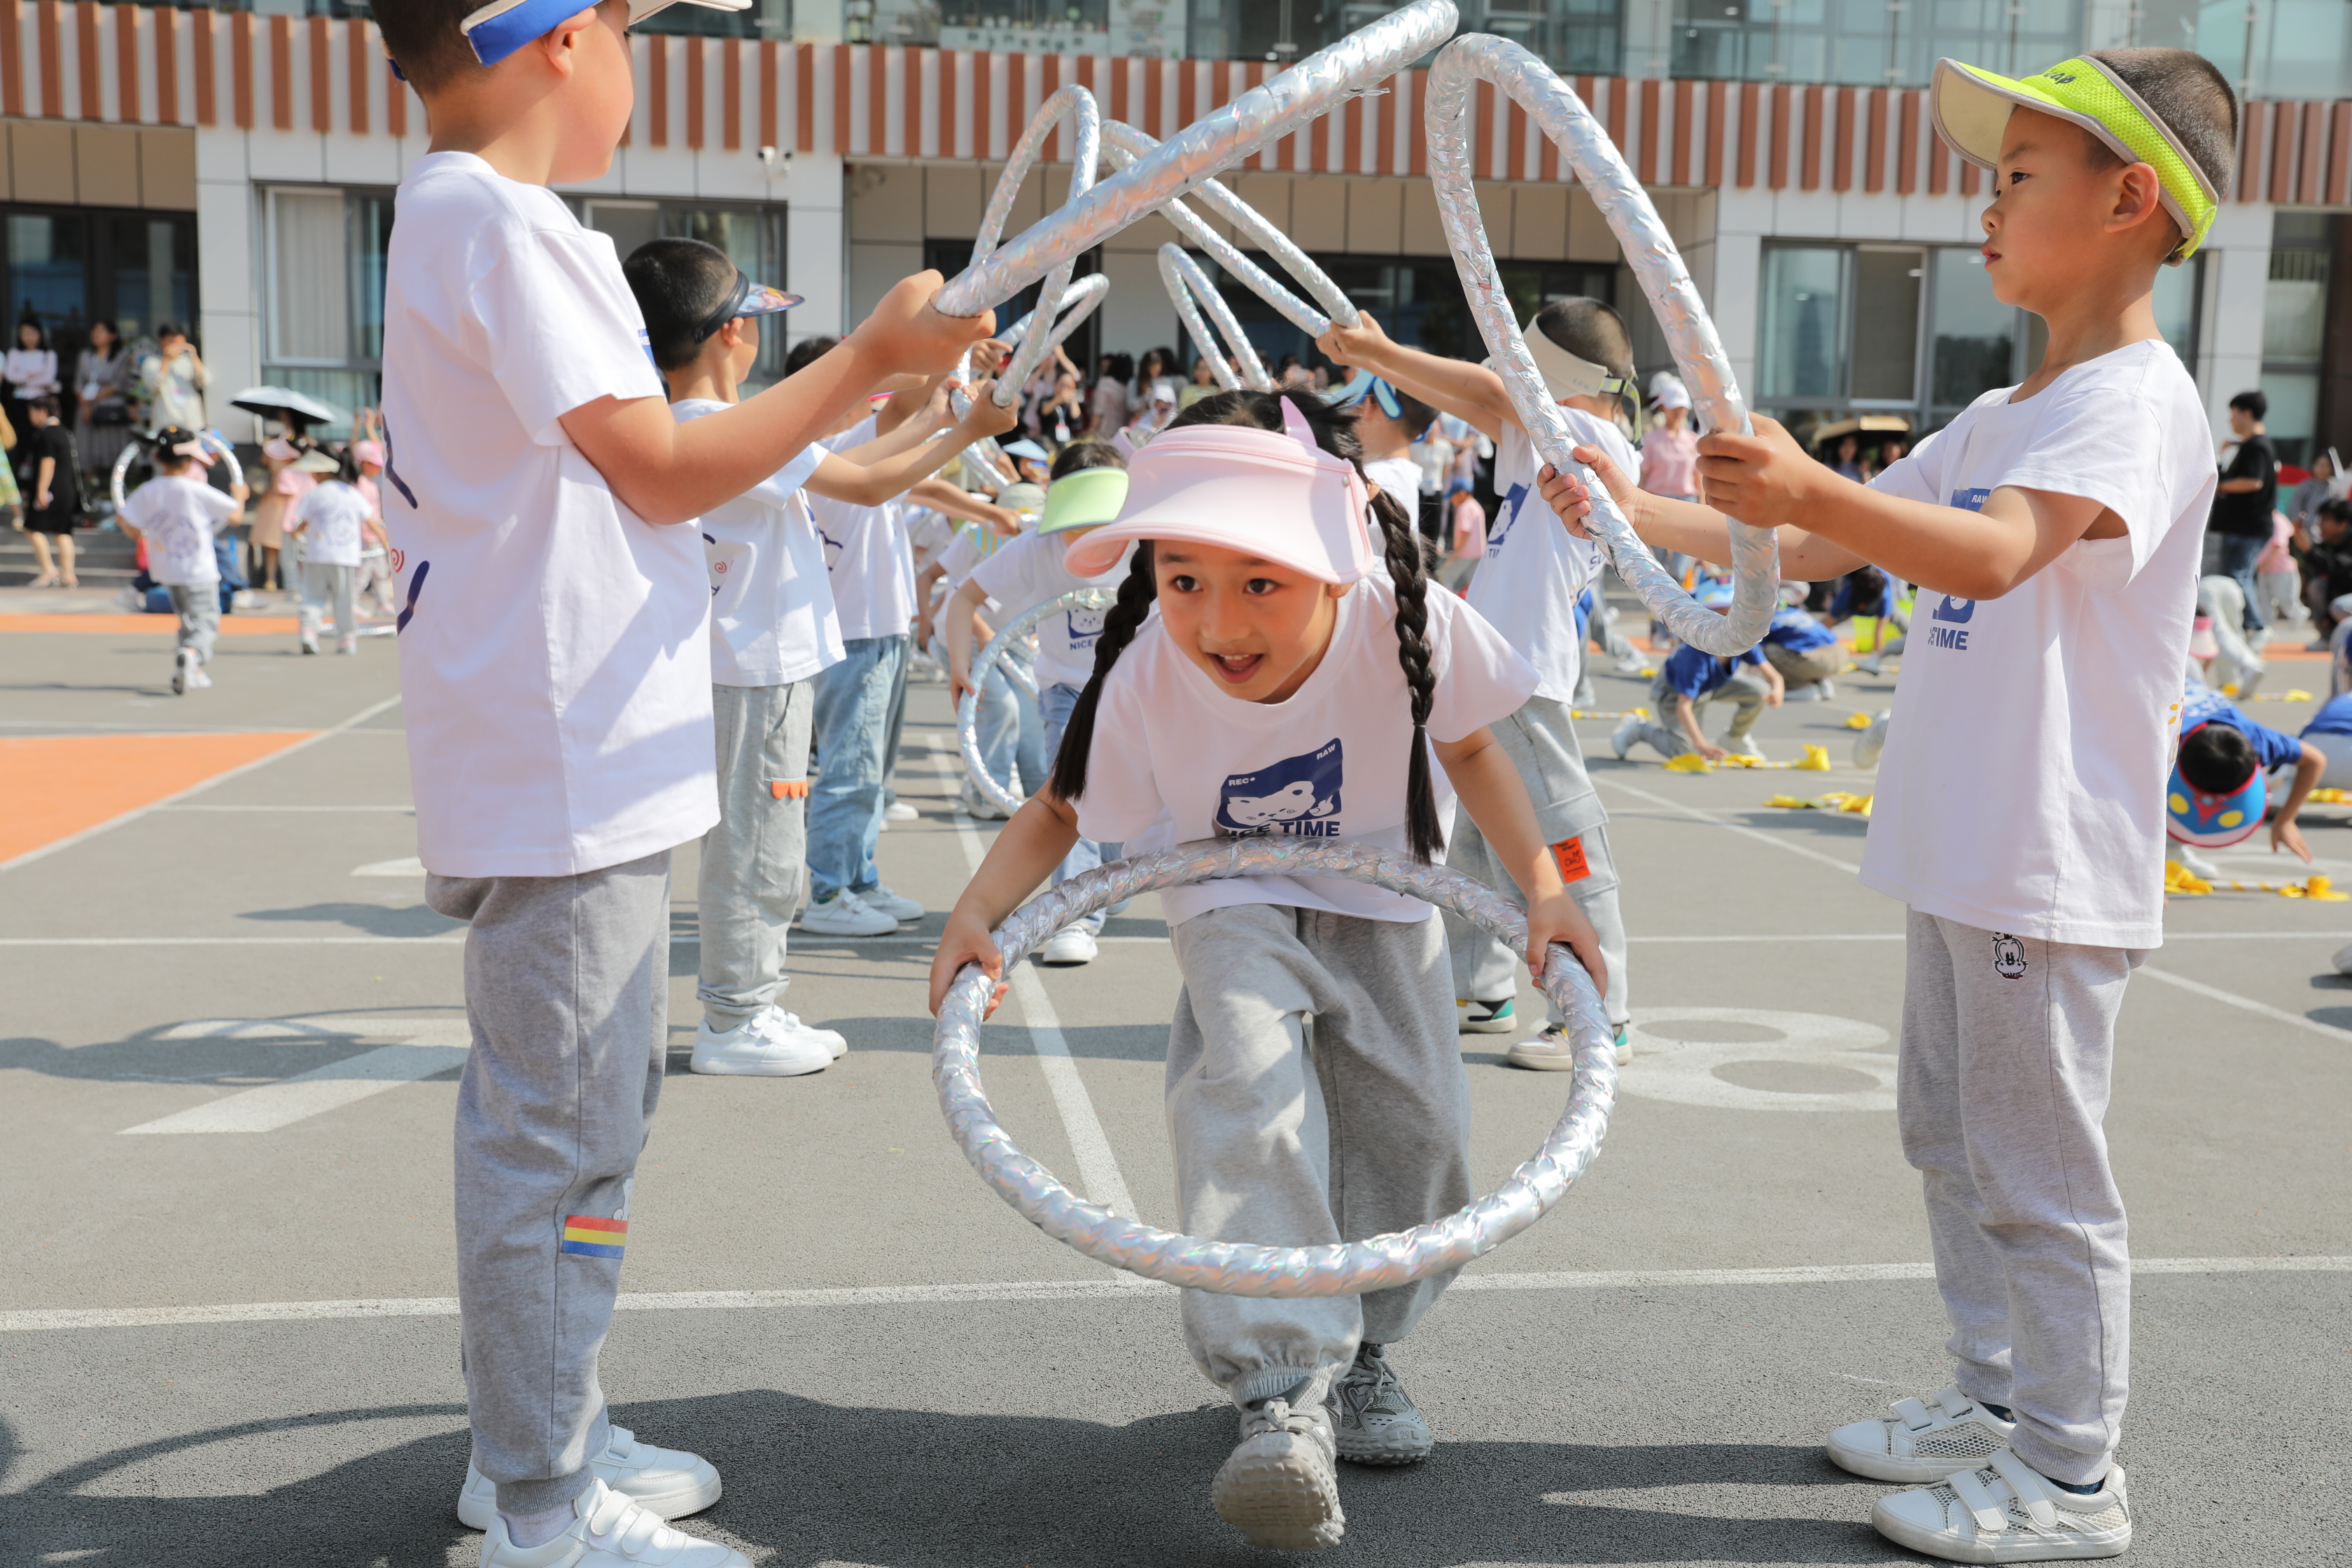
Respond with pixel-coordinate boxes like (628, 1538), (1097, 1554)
(560, 1215), (626, 1259)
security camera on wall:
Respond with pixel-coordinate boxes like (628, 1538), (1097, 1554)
(757, 146), (790, 176)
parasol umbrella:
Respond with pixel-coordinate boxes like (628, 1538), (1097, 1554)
(227, 385), (346, 430)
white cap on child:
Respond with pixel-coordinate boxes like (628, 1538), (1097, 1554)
(1063, 397), (1373, 586)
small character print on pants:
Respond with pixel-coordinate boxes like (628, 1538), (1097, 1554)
(559, 1215), (626, 1259)
(1550, 836), (1591, 884)
(1991, 933), (2027, 979)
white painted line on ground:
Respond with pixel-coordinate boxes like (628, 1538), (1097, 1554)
(118, 1017), (471, 1135)
(162, 804), (417, 812)
(353, 856), (427, 876)
(2136, 964), (2352, 1046)
(0, 692), (406, 874)
(1594, 774), (1865, 874)
(9, 1255), (2343, 1333)
(928, 750), (1143, 1231)
(0, 935), (465, 948)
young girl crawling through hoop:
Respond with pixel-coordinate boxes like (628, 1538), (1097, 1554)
(927, 391), (1604, 1553)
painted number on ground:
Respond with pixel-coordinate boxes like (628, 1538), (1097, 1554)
(1620, 1007), (1894, 1112)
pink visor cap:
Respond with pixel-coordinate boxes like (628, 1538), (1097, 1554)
(1062, 400), (1373, 584)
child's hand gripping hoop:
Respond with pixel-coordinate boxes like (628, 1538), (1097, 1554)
(927, 0), (1457, 328)
(957, 587), (1114, 816)
(112, 430), (245, 510)
(935, 836), (1619, 1295)
(1424, 34), (1779, 656)
(1157, 243), (1268, 393)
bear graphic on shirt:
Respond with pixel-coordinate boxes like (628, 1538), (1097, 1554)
(1214, 739), (1343, 839)
(1066, 606), (1107, 651)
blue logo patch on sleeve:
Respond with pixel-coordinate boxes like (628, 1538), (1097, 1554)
(1214, 739), (1344, 837)
(1949, 486), (1991, 512)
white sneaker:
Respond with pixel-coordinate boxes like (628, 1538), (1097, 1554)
(1506, 1022), (1631, 1070)
(958, 782), (1010, 820)
(1856, 710), (1892, 770)
(795, 890), (898, 937)
(1816, 677), (1836, 700)
(113, 584), (142, 610)
(172, 648), (194, 695)
(883, 799), (919, 822)
(858, 883), (923, 922)
(1038, 925), (1098, 965)
(1611, 653), (1648, 676)
(300, 634), (320, 655)
(773, 1009), (848, 1059)
(1572, 677), (1598, 708)
(1726, 736), (1766, 760)
(1872, 1452), (2131, 1563)
(337, 637), (358, 655)
(1783, 680), (1821, 702)
(1610, 713), (1639, 760)
(458, 1427), (722, 1530)
(690, 1011), (830, 1077)
(1828, 1385), (2016, 1482)
(478, 1478), (748, 1567)
(1211, 1387), (1345, 1552)
(2175, 844), (2220, 881)
(186, 662), (213, 690)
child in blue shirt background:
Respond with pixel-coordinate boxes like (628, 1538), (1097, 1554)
(1610, 586), (1783, 762)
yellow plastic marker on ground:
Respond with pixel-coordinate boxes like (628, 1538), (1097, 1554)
(2311, 787), (2352, 804)
(1664, 752), (1713, 772)
(1844, 711), (1873, 729)
(1712, 745), (1833, 771)
(2246, 689), (2315, 703)
(2164, 861), (2346, 900)
(1572, 705), (1652, 720)
(1764, 790), (1873, 817)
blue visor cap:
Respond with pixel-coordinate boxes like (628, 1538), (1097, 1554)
(2166, 732), (2267, 848)
(463, 0), (748, 68)
(1322, 368), (1406, 421)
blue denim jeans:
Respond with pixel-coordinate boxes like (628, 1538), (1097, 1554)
(807, 634), (906, 901)
(1040, 680), (1121, 935)
(975, 636), (1048, 797)
(2217, 532), (2267, 633)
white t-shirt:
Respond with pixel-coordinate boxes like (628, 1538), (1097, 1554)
(1468, 410), (1619, 703)
(808, 416), (918, 642)
(380, 150), (713, 880)
(970, 528), (1131, 690)
(1363, 454), (1426, 507)
(1076, 580), (1536, 925)
(926, 521), (1016, 646)
(1862, 339), (2212, 949)
(124, 475), (235, 586)
(292, 481), (372, 567)
(673, 398), (841, 687)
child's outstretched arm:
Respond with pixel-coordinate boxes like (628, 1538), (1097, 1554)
(804, 379), (1018, 507)
(928, 791), (1084, 1017)
(906, 477), (1016, 532)
(1317, 312), (1514, 443)
(2274, 740), (2327, 862)
(560, 271), (993, 526)
(1537, 443), (1867, 580)
(1435, 726), (1607, 995)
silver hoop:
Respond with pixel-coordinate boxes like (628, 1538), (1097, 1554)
(111, 430), (246, 512)
(971, 86), (1104, 410)
(958, 587), (1114, 816)
(1158, 244), (1269, 392)
(930, 0), (1455, 323)
(1424, 35), (1778, 656)
(935, 836), (1618, 1295)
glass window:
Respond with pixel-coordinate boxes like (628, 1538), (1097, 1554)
(2263, 371), (2320, 468)
(8, 214), (88, 348)
(1851, 247), (1921, 403)
(1928, 246), (2012, 414)
(267, 188), (350, 363)
(1672, 0), (2081, 86)
(1189, 0), (1620, 70)
(108, 217), (194, 344)
(1758, 246), (1844, 403)
(2152, 258), (2200, 366)
(2264, 246), (2329, 364)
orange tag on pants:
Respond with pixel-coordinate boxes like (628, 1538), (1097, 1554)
(1550, 836), (1590, 884)
(768, 780), (808, 799)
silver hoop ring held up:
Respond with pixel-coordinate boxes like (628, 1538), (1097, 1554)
(1158, 244), (1268, 392)
(957, 587), (1116, 816)
(957, 272), (1115, 490)
(930, 0), (1455, 324)
(111, 429), (246, 512)
(970, 86), (1105, 409)
(1424, 35), (1778, 656)
(936, 837), (1618, 1294)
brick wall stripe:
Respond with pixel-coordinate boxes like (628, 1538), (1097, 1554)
(2330, 100), (2351, 206)
(2271, 99), (2297, 204)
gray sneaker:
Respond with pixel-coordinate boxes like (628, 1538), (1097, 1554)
(1326, 1343), (1432, 1465)
(1211, 1383), (1345, 1551)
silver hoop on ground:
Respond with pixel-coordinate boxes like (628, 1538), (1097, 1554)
(1424, 34), (1778, 656)
(111, 430), (246, 512)
(1098, 118), (1356, 342)
(930, 0), (1455, 324)
(935, 836), (1618, 1295)
(957, 587), (1116, 816)
(1158, 244), (1268, 392)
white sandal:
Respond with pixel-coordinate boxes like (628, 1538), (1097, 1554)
(1828, 1384), (2015, 1481)
(1872, 1450), (2132, 1562)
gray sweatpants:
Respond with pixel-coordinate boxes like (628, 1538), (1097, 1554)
(166, 582), (218, 664)
(426, 850), (673, 1515)
(699, 680), (814, 1028)
(299, 560), (356, 644)
(1763, 640), (1841, 689)
(1623, 668), (1770, 757)
(1900, 909), (2138, 1485)
(1168, 903), (1471, 1408)
(1443, 695), (1629, 1028)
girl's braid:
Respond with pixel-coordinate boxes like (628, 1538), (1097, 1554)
(1047, 541), (1158, 804)
(1373, 487), (1445, 862)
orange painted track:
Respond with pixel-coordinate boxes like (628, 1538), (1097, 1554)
(0, 614), (305, 635)
(0, 732), (317, 863)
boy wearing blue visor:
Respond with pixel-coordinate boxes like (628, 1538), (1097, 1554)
(371, 1), (993, 1564)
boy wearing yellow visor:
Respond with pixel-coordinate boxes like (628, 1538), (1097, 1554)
(1539, 44), (2239, 1566)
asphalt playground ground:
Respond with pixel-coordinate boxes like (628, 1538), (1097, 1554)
(2, 596), (2347, 1568)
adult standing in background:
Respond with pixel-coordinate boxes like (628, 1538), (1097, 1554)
(19, 396), (81, 587)
(74, 319), (132, 481)
(1086, 351), (1130, 437)
(1130, 345), (1172, 406)
(144, 323), (208, 432)
(2211, 389), (2278, 643)
(5, 316), (58, 458)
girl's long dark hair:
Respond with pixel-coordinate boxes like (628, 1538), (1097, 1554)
(1047, 388), (1446, 863)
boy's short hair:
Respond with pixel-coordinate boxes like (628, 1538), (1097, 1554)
(1530, 296), (1635, 384)
(784, 335), (839, 379)
(2319, 498), (2352, 531)
(27, 393), (57, 416)
(374, 0), (479, 94)
(2081, 48), (2237, 197)
(1049, 440), (1124, 482)
(2230, 388), (2268, 419)
(2178, 722), (2259, 794)
(622, 237), (738, 373)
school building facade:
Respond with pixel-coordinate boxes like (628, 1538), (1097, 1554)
(1, 1), (2346, 462)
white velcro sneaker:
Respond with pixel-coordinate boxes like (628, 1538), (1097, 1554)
(1872, 1450), (2132, 1564)
(1828, 1384), (2015, 1482)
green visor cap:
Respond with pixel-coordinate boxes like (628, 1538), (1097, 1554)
(1038, 467), (1131, 535)
(1931, 55), (2218, 260)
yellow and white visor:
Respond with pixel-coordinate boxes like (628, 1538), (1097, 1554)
(1931, 55), (2218, 260)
